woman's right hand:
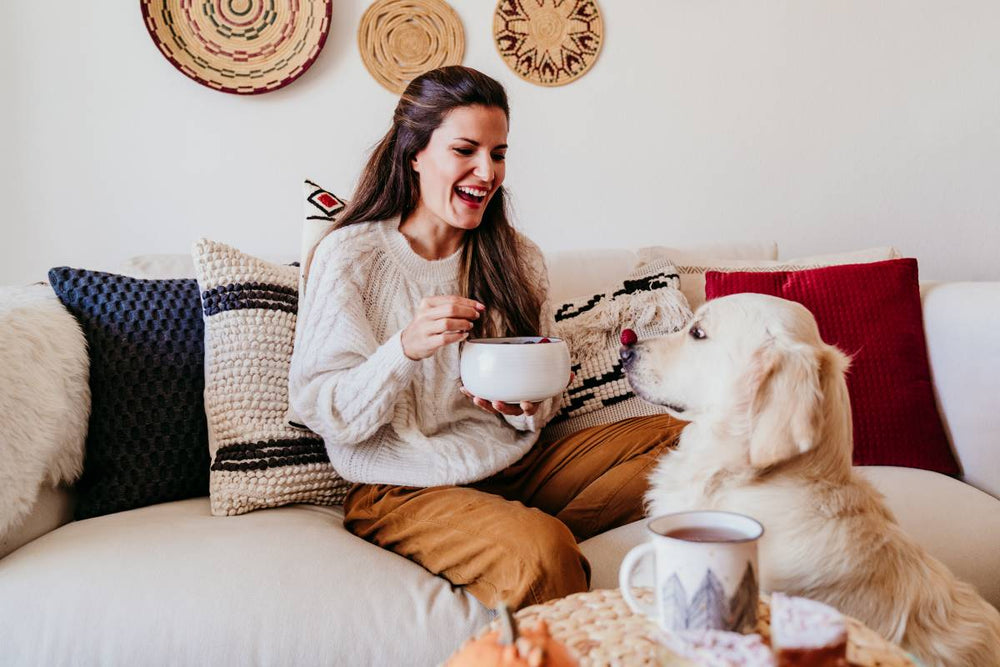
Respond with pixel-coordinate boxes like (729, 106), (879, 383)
(401, 295), (485, 361)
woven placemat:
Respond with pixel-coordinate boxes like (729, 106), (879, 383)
(482, 589), (916, 666)
(493, 0), (603, 87)
(358, 0), (465, 94)
(140, 0), (332, 95)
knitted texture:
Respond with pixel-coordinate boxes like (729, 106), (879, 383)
(478, 589), (913, 666)
(288, 220), (561, 487)
(193, 239), (350, 515)
(47, 268), (210, 519)
(705, 258), (959, 474)
(543, 260), (692, 442)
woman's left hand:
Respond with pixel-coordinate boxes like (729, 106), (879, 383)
(459, 372), (572, 418)
(459, 388), (541, 417)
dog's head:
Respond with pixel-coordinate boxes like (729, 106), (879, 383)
(622, 293), (851, 470)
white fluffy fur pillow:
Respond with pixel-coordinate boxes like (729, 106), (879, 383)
(0, 286), (89, 539)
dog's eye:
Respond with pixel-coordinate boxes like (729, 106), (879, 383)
(689, 326), (706, 340)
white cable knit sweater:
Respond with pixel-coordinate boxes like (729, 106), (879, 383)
(288, 219), (561, 487)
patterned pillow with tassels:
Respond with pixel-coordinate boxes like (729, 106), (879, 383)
(192, 238), (350, 516)
(542, 259), (693, 441)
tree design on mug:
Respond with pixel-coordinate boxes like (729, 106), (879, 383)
(661, 563), (758, 632)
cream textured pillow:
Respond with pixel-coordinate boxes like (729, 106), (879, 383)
(193, 238), (349, 515)
(544, 241), (778, 303)
(542, 259), (693, 442)
(637, 246), (901, 310)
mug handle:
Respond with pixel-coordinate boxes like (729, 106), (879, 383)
(618, 542), (658, 620)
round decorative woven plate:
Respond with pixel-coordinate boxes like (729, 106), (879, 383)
(480, 589), (916, 666)
(493, 0), (603, 87)
(140, 0), (332, 95)
(358, 0), (465, 94)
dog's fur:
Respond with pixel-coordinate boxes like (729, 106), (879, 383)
(624, 293), (1000, 666)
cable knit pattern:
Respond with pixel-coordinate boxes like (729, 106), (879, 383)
(289, 219), (560, 487)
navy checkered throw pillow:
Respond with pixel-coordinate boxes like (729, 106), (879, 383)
(48, 268), (209, 519)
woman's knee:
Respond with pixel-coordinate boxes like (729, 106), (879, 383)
(513, 513), (590, 601)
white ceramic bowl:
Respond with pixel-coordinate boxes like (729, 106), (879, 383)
(460, 336), (571, 403)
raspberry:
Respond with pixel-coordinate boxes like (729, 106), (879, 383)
(538, 337), (552, 344)
(620, 328), (638, 346)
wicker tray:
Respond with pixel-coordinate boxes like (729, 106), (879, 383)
(485, 588), (915, 666)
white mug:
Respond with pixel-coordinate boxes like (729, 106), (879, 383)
(618, 510), (764, 633)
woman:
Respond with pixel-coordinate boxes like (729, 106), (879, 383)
(289, 66), (683, 610)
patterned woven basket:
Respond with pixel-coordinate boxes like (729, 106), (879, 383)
(358, 0), (465, 94)
(140, 0), (332, 95)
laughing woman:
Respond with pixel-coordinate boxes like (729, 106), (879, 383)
(288, 66), (683, 610)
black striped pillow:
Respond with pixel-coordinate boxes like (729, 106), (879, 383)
(192, 238), (349, 516)
(542, 260), (693, 441)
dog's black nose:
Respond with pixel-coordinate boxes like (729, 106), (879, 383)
(619, 345), (636, 369)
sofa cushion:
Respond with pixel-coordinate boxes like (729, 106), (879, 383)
(192, 239), (350, 515)
(704, 258), (958, 474)
(0, 498), (490, 666)
(640, 246), (900, 310)
(545, 241), (778, 304)
(580, 467), (1000, 609)
(47, 268), (210, 519)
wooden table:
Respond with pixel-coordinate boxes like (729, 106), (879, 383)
(486, 588), (916, 666)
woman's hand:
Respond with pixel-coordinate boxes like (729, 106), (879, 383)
(401, 295), (485, 361)
(460, 372), (574, 418)
(460, 388), (541, 417)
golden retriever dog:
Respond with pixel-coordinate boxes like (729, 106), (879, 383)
(621, 293), (1000, 666)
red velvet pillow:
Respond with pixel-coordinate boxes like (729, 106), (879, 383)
(705, 258), (958, 474)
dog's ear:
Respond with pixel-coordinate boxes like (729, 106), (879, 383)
(747, 339), (824, 470)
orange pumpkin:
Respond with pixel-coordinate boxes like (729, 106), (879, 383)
(446, 618), (577, 667)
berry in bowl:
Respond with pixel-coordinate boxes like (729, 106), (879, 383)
(459, 336), (571, 403)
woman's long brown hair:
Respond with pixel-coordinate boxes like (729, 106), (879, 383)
(306, 66), (541, 338)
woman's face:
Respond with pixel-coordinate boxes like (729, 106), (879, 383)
(410, 104), (508, 232)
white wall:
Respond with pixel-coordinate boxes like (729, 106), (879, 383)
(3, 1), (999, 285)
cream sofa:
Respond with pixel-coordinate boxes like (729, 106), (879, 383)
(1, 245), (999, 666)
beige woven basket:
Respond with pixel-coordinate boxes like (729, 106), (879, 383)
(140, 0), (332, 95)
(358, 0), (465, 94)
(493, 0), (603, 87)
(479, 589), (916, 666)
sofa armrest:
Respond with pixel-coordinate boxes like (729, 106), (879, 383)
(921, 282), (1000, 498)
(0, 285), (89, 544)
(0, 484), (75, 560)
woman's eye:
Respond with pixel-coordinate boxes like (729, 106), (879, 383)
(453, 148), (474, 156)
(689, 327), (706, 340)
(492, 153), (506, 161)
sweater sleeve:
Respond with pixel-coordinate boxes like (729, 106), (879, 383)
(502, 238), (563, 433)
(288, 235), (417, 447)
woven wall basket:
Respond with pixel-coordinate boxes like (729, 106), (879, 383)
(140, 0), (332, 95)
(358, 0), (465, 94)
(494, 0), (603, 87)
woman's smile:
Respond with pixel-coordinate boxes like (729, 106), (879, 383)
(455, 184), (489, 207)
